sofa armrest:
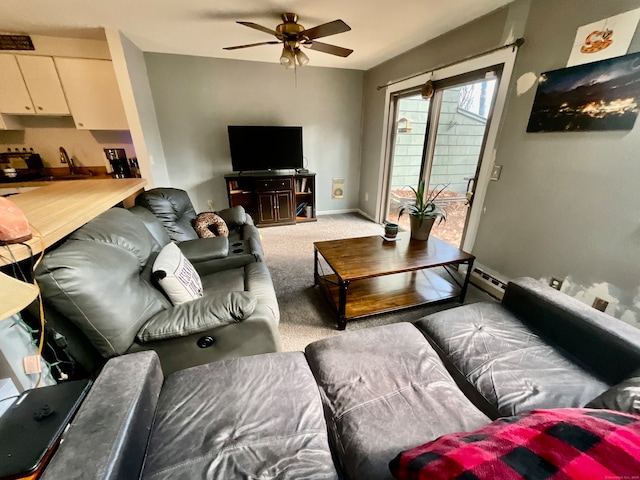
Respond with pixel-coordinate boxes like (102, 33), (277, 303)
(41, 351), (163, 480)
(216, 205), (247, 228)
(178, 236), (229, 262)
(502, 277), (640, 382)
(137, 291), (257, 342)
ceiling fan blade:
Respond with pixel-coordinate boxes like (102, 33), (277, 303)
(300, 19), (351, 40)
(307, 41), (353, 57)
(223, 41), (281, 50)
(237, 21), (281, 38)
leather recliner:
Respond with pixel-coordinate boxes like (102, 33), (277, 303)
(134, 188), (263, 272)
(35, 207), (281, 376)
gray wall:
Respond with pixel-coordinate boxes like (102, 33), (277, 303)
(359, 7), (510, 218)
(143, 54), (364, 213)
(473, 0), (640, 324)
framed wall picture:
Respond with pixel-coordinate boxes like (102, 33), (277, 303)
(526, 51), (640, 132)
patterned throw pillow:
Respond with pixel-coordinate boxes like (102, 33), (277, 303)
(152, 242), (203, 304)
(389, 408), (640, 480)
(193, 212), (229, 238)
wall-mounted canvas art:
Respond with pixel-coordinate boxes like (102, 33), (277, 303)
(527, 51), (640, 132)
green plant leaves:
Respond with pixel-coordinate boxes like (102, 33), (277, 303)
(397, 180), (447, 224)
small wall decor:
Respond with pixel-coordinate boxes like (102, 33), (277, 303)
(332, 178), (344, 199)
(567, 8), (640, 67)
(526, 51), (640, 132)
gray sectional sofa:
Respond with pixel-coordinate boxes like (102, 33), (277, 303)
(34, 205), (281, 376)
(41, 277), (640, 479)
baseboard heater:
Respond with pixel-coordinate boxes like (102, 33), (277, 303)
(470, 268), (507, 300)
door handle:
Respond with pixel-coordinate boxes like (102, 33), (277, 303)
(465, 177), (475, 205)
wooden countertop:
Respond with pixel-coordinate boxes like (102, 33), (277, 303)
(2, 178), (146, 264)
(0, 174), (114, 188)
(0, 272), (39, 319)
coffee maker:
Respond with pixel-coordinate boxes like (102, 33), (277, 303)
(104, 148), (131, 178)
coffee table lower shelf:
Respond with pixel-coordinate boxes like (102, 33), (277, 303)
(316, 268), (463, 329)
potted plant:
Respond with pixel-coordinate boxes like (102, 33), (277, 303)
(398, 181), (447, 240)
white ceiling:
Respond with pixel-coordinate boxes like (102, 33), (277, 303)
(0, 0), (513, 70)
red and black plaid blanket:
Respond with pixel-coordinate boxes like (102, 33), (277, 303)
(389, 408), (640, 480)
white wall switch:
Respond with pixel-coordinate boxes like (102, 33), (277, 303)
(490, 165), (503, 181)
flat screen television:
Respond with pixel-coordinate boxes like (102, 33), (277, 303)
(228, 125), (303, 172)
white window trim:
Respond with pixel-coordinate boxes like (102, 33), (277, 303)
(376, 46), (518, 252)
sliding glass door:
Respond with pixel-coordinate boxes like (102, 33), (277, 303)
(383, 68), (500, 248)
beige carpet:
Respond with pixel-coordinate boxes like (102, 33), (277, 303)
(259, 213), (495, 352)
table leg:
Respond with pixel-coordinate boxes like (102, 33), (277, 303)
(460, 259), (474, 302)
(313, 247), (319, 286)
(337, 279), (350, 330)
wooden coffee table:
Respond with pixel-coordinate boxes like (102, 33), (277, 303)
(314, 233), (475, 329)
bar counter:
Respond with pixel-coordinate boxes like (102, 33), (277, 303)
(2, 178), (146, 264)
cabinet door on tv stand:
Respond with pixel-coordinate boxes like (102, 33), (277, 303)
(257, 191), (294, 225)
(257, 192), (277, 224)
(276, 191), (294, 223)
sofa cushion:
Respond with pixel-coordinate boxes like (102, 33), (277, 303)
(141, 352), (338, 479)
(586, 368), (640, 414)
(135, 188), (198, 242)
(35, 209), (169, 357)
(389, 408), (640, 480)
(152, 242), (203, 304)
(415, 301), (609, 417)
(128, 205), (171, 250)
(304, 322), (490, 480)
(193, 212), (229, 238)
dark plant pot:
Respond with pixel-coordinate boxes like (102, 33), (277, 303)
(410, 216), (436, 240)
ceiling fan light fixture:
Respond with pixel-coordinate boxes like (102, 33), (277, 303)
(227, 13), (353, 69)
(280, 46), (295, 66)
(295, 48), (309, 66)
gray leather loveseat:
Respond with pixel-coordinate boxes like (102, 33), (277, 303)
(35, 207), (281, 376)
(40, 277), (640, 479)
(134, 187), (264, 272)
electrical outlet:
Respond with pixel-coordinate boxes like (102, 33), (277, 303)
(207, 200), (214, 211)
(549, 277), (563, 290)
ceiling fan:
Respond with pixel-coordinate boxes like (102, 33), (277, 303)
(223, 13), (353, 68)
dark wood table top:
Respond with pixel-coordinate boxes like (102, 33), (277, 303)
(314, 233), (475, 281)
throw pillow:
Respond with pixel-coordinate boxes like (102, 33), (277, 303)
(193, 212), (229, 238)
(152, 242), (203, 304)
(586, 368), (640, 414)
(389, 408), (640, 480)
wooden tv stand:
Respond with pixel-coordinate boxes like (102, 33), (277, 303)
(225, 172), (316, 227)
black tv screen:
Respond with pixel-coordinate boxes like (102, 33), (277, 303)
(228, 126), (303, 172)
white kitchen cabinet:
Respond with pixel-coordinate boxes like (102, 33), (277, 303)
(0, 55), (36, 115)
(16, 55), (70, 115)
(55, 58), (129, 130)
(0, 55), (69, 115)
